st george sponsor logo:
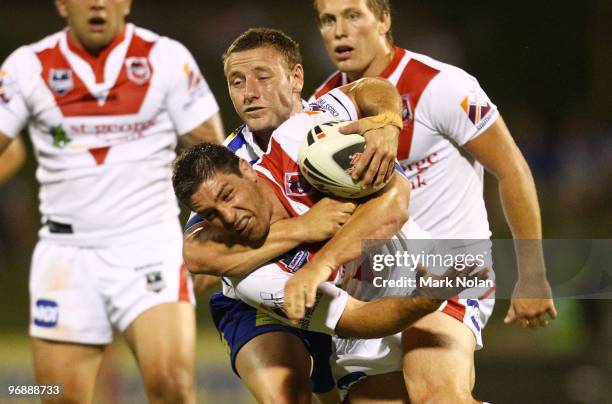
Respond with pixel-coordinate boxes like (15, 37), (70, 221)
(33, 299), (59, 328)
(69, 119), (156, 137)
(401, 152), (438, 190)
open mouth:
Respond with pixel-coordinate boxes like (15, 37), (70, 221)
(88, 17), (107, 32)
(244, 106), (265, 115)
(235, 216), (251, 236)
(334, 45), (354, 60)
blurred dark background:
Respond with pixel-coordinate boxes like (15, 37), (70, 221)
(0, 1), (610, 403)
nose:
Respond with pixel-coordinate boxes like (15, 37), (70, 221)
(217, 205), (236, 228)
(243, 76), (260, 104)
(334, 17), (347, 39)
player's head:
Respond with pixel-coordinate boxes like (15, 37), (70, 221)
(313, 0), (393, 80)
(173, 143), (274, 243)
(55, 0), (132, 55)
(223, 28), (305, 139)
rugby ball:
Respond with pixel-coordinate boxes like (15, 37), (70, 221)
(298, 120), (386, 199)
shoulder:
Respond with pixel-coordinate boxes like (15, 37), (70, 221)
(4, 30), (65, 67)
(147, 30), (192, 59)
(0, 32), (63, 76)
(403, 50), (480, 93)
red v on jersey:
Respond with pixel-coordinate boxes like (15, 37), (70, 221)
(36, 32), (155, 117)
(393, 59), (440, 160)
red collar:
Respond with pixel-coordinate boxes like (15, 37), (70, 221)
(377, 46), (406, 79)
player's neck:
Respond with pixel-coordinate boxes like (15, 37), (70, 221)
(347, 43), (395, 82)
(252, 97), (303, 150)
(252, 130), (273, 151)
(67, 25), (126, 58)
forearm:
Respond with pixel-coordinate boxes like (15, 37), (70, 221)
(314, 174), (410, 272)
(179, 112), (225, 146)
(183, 217), (308, 277)
(336, 296), (442, 338)
(343, 77), (402, 119)
(0, 136), (25, 185)
(498, 161), (547, 279)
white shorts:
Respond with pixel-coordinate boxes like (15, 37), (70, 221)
(225, 261), (349, 335)
(29, 230), (194, 345)
(332, 295), (495, 398)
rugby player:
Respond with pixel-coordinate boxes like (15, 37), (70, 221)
(0, 1), (223, 402)
(310, 0), (557, 401)
(179, 28), (487, 403)
(180, 27), (414, 404)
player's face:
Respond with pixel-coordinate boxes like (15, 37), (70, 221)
(316, 0), (391, 80)
(55, 0), (132, 55)
(225, 47), (304, 136)
(189, 160), (273, 244)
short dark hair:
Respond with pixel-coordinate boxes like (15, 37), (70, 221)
(222, 27), (302, 72)
(313, 0), (394, 45)
(172, 143), (241, 209)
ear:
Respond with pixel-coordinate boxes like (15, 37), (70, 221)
(123, 0), (133, 17)
(55, 0), (68, 18)
(378, 12), (391, 37)
(239, 158), (257, 181)
(291, 63), (305, 95)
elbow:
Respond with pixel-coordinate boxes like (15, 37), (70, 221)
(387, 175), (411, 227)
(377, 191), (410, 238)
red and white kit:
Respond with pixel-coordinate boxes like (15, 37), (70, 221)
(0, 24), (219, 343)
(313, 46), (498, 330)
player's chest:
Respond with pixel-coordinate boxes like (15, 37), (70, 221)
(28, 61), (166, 145)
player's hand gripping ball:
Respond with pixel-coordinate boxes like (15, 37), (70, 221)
(298, 120), (390, 198)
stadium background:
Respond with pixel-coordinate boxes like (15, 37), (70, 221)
(0, 0), (610, 402)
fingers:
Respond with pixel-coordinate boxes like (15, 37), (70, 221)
(360, 151), (382, 187)
(351, 145), (374, 181)
(374, 155), (393, 187)
(304, 284), (318, 309)
(504, 305), (516, 324)
(340, 201), (358, 213)
(384, 160), (395, 183)
(547, 303), (558, 319)
(284, 282), (305, 325)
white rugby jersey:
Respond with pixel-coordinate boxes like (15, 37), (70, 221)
(312, 47), (499, 238)
(221, 89), (427, 304)
(0, 24), (219, 245)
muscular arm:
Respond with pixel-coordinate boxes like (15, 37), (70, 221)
(183, 218), (313, 277)
(312, 173), (410, 273)
(182, 80), (400, 278)
(179, 112), (225, 146)
(464, 116), (557, 326)
(337, 77), (403, 187)
(284, 173), (411, 320)
(183, 198), (355, 277)
(0, 133), (25, 185)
